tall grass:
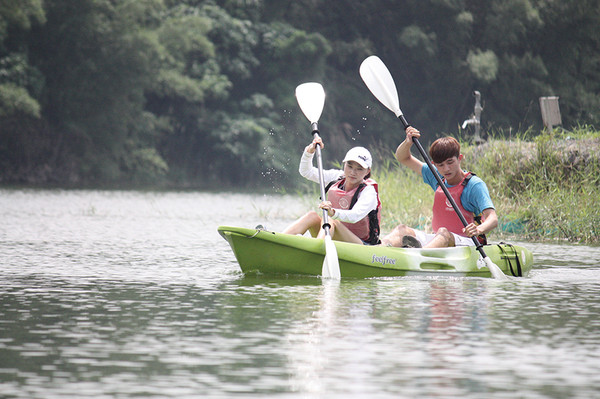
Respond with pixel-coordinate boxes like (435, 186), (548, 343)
(373, 126), (600, 244)
(464, 126), (600, 244)
(374, 157), (433, 233)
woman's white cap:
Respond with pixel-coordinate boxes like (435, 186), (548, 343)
(342, 146), (372, 169)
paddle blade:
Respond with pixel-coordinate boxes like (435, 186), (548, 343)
(483, 256), (508, 280)
(295, 82), (326, 123)
(359, 55), (403, 118)
(322, 235), (341, 279)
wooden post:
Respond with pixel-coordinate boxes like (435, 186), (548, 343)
(539, 96), (562, 131)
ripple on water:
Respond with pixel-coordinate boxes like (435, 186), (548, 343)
(1, 189), (600, 398)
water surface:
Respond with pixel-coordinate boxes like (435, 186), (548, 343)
(1, 189), (599, 398)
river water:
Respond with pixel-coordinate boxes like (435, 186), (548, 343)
(1, 189), (599, 398)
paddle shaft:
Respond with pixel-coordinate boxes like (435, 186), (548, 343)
(397, 115), (488, 257)
(311, 123), (333, 235)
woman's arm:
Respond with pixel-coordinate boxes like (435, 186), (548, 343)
(299, 150), (344, 184)
(328, 185), (378, 223)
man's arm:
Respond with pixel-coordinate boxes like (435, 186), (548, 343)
(395, 126), (424, 175)
(463, 208), (498, 237)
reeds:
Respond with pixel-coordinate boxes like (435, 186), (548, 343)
(374, 157), (433, 233)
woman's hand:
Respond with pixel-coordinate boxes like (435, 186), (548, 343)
(319, 201), (335, 217)
(305, 137), (324, 154)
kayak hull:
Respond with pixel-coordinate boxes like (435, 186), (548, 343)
(218, 226), (533, 278)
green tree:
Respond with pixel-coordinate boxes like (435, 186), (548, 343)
(154, 2), (333, 187)
(0, 0), (46, 182)
(0, 0), (45, 116)
(1, 0), (599, 188)
(534, 0), (600, 127)
(27, 0), (167, 184)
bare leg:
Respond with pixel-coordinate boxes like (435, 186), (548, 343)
(424, 227), (455, 248)
(317, 219), (364, 244)
(282, 211), (322, 237)
(380, 224), (417, 247)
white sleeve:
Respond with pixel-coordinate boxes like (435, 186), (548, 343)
(331, 184), (378, 223)
(299, 150), (344, 185)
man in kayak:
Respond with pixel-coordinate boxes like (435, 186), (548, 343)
(282, 137), (382, 245)
(380, 126), (498, 248)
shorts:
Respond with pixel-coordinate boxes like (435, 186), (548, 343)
(414, 230), (475, 247)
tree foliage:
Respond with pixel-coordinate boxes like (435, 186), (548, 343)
(0, 0), (598, 188)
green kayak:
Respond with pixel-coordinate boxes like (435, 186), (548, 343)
(218, 226), (534, 278)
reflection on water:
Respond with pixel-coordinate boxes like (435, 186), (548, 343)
(1, 189), (600, 398)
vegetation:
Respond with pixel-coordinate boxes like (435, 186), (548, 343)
(373, 126), (600, 244)
(1, 1), (599, 189)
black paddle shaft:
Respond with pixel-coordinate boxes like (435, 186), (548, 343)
(397, 115), (487, 255)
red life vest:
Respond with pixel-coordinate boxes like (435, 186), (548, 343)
(326, 178), (382, 244)
(432, 172), (483, 238)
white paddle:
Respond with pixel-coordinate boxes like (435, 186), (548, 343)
(295, 82), (341, 279)
(359, 56), (507, 280)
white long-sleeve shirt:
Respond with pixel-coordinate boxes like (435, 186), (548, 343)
(299, 150), (378, 223)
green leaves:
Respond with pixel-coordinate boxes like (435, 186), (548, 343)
(157, 13), (214, 63)
(399, 25), (437, 57)
(0, 83), (40, 117)
(0, 0), (45, 35)
(467, 49), (498, 83)
(1, 0), (599, 188)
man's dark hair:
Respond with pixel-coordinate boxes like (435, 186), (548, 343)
(429, 137), (460, 164)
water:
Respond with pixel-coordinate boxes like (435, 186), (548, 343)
(1, 189), (599, 398)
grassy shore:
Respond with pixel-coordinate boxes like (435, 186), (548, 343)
(374, 126), (600, 245)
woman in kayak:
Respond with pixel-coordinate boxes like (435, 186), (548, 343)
(282, 137), (382, 245)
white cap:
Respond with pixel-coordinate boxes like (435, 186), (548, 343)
(342, 146), (372, 169)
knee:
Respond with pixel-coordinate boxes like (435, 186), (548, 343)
(305, 211), (325, 230)
(435, 227), (451, 237)
(381, 224), (410, 247)
(435, 227), (455, 244)
(392, 224), (410, 235)
(305, 210), (321, 222)
(325, 218), (340, 230)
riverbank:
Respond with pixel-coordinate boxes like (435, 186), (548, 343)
(376, 126), (600, 245)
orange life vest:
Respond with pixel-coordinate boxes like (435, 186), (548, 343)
(431, 172), (486, 244)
